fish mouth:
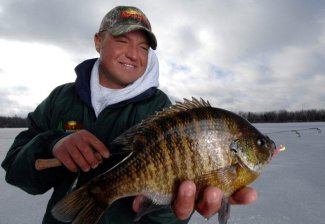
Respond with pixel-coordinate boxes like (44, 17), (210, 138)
(265, 135), (277, 155)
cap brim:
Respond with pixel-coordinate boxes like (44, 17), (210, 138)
(110, 25), (157, 50)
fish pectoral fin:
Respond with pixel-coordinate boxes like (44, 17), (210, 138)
(134, 197), (170, 222)
(218, 197), (231, 224)
(194, 165), (238, 187)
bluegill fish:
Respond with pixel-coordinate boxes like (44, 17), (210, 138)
(52, 98), (276, 224)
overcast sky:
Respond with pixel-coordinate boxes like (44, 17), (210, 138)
(1, 0), (325, 117)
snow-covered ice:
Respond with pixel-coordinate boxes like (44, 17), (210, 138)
(1, 123), (325, 224)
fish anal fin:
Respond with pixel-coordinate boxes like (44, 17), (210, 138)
(134, 196), (170, 222)
(218, 197), (231, 224)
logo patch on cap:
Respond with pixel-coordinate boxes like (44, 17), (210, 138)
(120, 9), (150, 29)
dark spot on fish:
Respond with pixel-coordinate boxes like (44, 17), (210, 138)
(230, 139), (239, 153)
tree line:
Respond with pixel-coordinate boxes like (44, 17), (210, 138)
(0, 116), (28, 128)
(1, 109), (325, 128)
(238, 109), (325, 123)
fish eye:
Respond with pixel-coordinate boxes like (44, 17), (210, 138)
(257, 138), (266, 147)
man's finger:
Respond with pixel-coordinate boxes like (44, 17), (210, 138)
(229, 187), (258, 205)
(173, 181), (196, 220)
(133, 195), (144, 213)
(195, 186), (222, 218)
(87, 133), (110, 159)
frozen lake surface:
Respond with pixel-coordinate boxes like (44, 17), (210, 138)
(1, 123), (325, 224)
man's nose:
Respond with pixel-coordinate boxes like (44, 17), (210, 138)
(125, 44), (138, 60)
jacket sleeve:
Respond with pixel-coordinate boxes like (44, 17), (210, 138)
(1, 88), (71, 195)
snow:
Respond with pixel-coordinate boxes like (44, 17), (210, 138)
(1, 123), (325, 224)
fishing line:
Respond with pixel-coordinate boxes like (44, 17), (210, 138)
(265, 127), (322, 137)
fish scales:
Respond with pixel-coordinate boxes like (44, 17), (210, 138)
(52, 98), (276, 224)
(100, 105), (221, 203)
(147, 106), (220, 188)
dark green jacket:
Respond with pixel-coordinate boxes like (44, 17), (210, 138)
(1, 59), (191, 224)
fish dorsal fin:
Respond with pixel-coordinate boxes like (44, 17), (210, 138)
(146, 97), (211, 122)
(165, 97), (211, 115)
(113, 98), (211, 147)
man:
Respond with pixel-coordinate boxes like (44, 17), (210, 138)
(1, 5), (257, 223)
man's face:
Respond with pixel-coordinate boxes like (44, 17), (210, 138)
(94, 30), (150, 89)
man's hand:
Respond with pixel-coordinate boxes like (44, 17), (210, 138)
(133, 180), (257, 220)
(173, 181), (257, 220)
(52, 130), (109, 172)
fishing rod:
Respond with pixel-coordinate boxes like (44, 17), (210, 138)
(265, 127), (322, 137)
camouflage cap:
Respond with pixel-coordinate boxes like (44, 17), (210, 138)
(99, 6), (157, 50)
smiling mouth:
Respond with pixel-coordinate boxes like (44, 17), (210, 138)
(121, 63), (136, 69)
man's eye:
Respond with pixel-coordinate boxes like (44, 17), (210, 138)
(139, 44), (149, 51)
(141, 46), (149, 51)
(117, 39), (127, 43)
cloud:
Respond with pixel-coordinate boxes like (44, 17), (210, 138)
(156, 0), (325, 111)
(0, 0), (103, 61)
(0, 87), (33, 117)
(0, 0), (325, 116)
(0, 39), (77, 114)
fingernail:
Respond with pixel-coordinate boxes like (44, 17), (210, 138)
(207, 192), (219, 204)
(103, 152), (109, 158)
(182, 188), (195, 197)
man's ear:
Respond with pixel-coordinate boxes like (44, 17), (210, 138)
(94, 33), (102, 53)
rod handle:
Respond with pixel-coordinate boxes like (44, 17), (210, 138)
(35, 153), (103, 171)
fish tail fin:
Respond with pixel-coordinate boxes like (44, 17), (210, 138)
(52, 186), (107, 224)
